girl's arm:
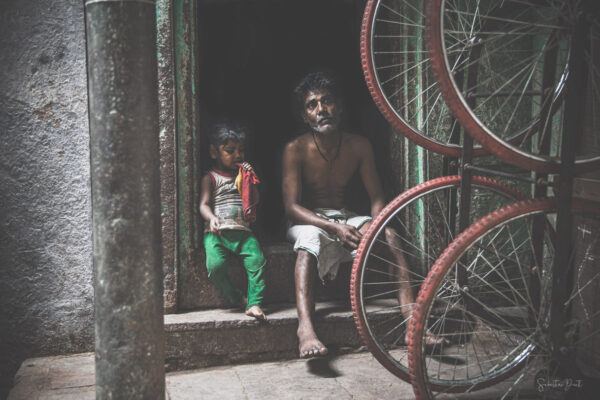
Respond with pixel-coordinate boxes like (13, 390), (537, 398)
(199, 174), (220, 233)
(241, 162), (260, 203)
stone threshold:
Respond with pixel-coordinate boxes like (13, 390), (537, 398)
(164, 301), (363, 372)
(165, 301), (354, 329)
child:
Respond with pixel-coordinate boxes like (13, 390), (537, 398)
(199, 123), (267, 321)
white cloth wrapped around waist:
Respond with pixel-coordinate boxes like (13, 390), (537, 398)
(286, 208), (371, 281)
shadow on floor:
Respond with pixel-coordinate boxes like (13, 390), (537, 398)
(306, 348), (343, 378)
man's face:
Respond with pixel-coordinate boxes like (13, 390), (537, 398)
(302, 89), (342, 134)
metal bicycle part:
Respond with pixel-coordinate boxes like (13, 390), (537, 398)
(362, 0), (472, 156)
(408, 197), (600, 398)
(350, 175), (525, 384)
(426, 0), (600, 173)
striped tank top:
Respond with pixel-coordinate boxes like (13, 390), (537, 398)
(205, 169), (251, 232)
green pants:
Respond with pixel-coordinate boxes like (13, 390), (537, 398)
(204, 230), (266, 309)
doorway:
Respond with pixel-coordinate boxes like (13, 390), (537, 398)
(177, 0), (392, 309)
(197, 0), (390, 240)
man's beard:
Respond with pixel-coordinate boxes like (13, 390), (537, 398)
(309, 117), (340, 134)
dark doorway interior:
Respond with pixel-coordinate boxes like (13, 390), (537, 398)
(197, 0), (389, 242)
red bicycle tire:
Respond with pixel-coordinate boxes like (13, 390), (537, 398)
(425, 0), (600, 174)
(407, 197), (600, 399)
(360, 0), (488, 157)
(350, 175), (525, 384)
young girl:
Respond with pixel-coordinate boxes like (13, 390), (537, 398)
(199, 123), (266, 321)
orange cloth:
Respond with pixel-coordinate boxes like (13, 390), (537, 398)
(235, 164), (260, 222)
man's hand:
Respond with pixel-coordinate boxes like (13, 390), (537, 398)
(209, 217), (220, 234)
(333, 223), (362, 249)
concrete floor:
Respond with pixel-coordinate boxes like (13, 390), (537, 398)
(8, 351), (417, 400)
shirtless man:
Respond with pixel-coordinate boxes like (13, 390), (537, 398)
(282, 72), (415, 358)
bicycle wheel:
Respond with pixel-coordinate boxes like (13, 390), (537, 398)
(350, 175), (525, 383)
(362, 0), (481, 156)
(408, 197), (600, 398)
(426, 0), (600, 173)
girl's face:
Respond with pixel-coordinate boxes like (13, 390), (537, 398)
(210, 140), (245, 172)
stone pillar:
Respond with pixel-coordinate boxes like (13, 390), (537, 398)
(84, 0), (165, 398)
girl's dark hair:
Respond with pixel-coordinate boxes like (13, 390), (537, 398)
(208, 122), (248, 146)
(292, 71), (342, 118)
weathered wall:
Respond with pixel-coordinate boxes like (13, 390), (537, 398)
(0, 0), (93, 396)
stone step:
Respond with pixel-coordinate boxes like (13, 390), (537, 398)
(9, 351), (420, 400)
(165, 301), (364, 372)
(181, 243), (353, 309)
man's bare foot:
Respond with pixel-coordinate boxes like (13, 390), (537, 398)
(404, 327), (448, 346)
(298, 328), (328, 358)
(245, 305), (267, 321)
(423, 330), (450, 346)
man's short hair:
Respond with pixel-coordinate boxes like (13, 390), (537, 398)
(208, 122), (248, 147)
(293, 71), (342, 117)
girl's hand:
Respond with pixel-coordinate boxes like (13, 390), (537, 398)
(209, 217), (220, 234)
(240, 162), (254, 172)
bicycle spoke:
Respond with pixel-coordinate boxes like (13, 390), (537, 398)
(352, 177), (523, 383)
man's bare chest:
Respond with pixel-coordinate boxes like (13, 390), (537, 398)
(301, 154), (359, 189)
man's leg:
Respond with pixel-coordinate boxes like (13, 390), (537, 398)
(355, 221), (415, 343)
(381, 226), (447, 345)
(295, 249), (328, 358)
(383, 227), (415, 341)
(358, 222), (414, 317)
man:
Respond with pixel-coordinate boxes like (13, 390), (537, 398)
(282, 72), (414, 358)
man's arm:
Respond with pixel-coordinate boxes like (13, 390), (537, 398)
(357, 137), (386, 218)
(282, 139), (362, 248)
